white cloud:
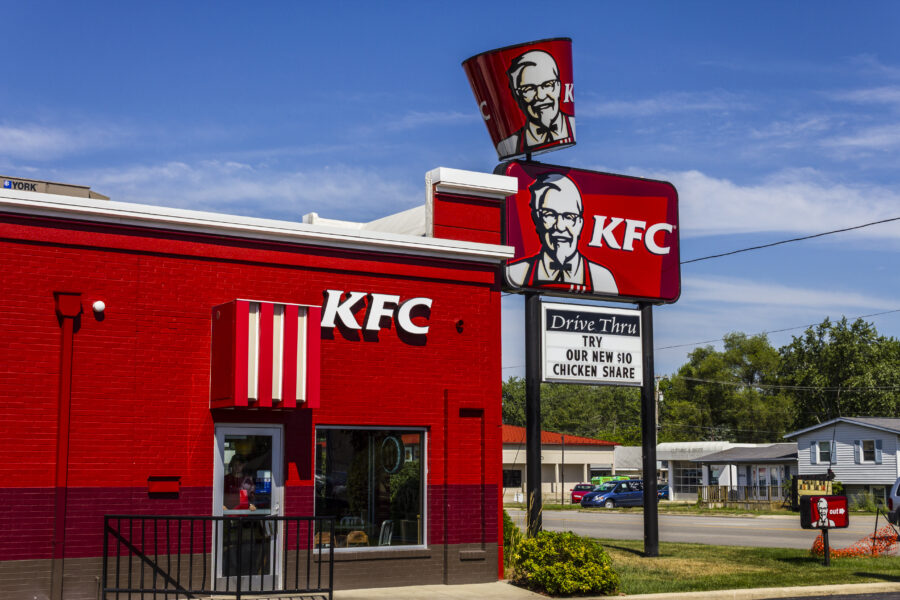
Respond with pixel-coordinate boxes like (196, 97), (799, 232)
(78, 160), (422, 221)
(383, 110), (476, 131)
(829, 86), (900, 105)
(749, 116), (833, 141)
(579, 91), (750, 118)
(845, 54), (900, 80)
(822, 124), (900, 150)
(643, 168), (900, 239)
(0, 123), (124, 160)
(685, 276), (895, 311)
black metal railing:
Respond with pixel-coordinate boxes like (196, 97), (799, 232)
(102, 515), (335, 599)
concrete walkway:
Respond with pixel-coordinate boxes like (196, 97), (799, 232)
(334, 580), (900, 599)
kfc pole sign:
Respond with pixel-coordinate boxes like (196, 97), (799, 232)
(800, 495), (849, 529)
(500, 161), (680, 303)
(463, 38), (575, 161)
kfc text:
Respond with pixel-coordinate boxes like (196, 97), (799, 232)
(588, 216), (675, 255)
(321, 290), (432, 335)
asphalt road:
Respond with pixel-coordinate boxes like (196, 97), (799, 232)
(508, 508), (895, 550)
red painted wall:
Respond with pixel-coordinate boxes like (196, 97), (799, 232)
(0, 202), (504, 561)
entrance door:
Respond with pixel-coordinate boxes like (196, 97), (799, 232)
(213, 425), (284, 591)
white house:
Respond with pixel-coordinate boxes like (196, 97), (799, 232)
(784, 417), (900, 505)
(691, 443), (798, 504)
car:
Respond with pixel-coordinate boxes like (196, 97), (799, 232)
(657, 484), (669, 500)
(570, 483), (595, 504)
(581, 479), (648, 508)
(888, 477), (900, 525)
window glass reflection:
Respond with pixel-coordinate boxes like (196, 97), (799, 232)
(315, 429), (423, 547)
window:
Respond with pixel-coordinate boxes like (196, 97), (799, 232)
(810, 440), (835, 465)
(315, 428), (424, 547)
(862, 440), (875, 462)
(818, 442), (831, 464)
(503, 469), (522, 487)
(673, 462), (702, 494)
(854, 439), (883, 464)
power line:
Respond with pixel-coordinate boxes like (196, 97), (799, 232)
(679, 216), (900, 264)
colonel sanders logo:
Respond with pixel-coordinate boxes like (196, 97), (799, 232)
(496, 50), (575, 159)
(506, 173), (616, 294)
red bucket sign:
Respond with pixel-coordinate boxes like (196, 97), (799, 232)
(463, 38), (575, 161)
(500, 161), (680, 303)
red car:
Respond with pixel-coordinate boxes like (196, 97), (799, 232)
(570, 483), (594, 504)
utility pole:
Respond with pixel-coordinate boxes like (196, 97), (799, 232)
(524, 293), (542, 536)
(640, 303), (659, 557)
(560, 434), (565, 505)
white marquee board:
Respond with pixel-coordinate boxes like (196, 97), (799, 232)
(542, 302), (642, 386)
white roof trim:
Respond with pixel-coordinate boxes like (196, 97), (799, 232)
(783, 417), (900, 439)
(0, 188), (514, 263)
(427, 167), (518, 199)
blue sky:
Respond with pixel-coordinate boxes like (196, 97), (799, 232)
(3, 2), (899, 376)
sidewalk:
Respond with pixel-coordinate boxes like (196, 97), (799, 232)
(334, 580), (900, 600)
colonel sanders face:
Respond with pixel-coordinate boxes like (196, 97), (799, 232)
(817, 497), (829, 520)
(508, 50), (562, 132)
(531, 174), (583, 265)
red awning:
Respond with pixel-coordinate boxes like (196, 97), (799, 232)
(210, 299), (320, 409)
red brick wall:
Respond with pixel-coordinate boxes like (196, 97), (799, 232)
(0, 211), (503, 567)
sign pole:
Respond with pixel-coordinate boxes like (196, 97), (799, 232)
(640, 302), (659, 556)
(525, 292), (542, 536)
(823, 529), (831, 566)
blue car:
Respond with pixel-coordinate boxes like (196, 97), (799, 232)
(657, 484), (669, 500)
(580, 480), (646, 508)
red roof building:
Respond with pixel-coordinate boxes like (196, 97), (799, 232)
(501, 425), (617, 503)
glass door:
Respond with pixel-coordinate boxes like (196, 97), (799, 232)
(213, 425), (283, 591)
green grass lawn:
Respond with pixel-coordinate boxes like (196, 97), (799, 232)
(597, 537), (900, 595)
(506, 502), (881, 518)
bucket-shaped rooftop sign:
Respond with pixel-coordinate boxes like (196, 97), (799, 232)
(463, 38), (575, 161)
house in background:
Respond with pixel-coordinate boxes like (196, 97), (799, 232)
(612, 446), (667, 482)
(502, 425), (616, 503)
(657, 441), (753, 502)
(784, 417), (900, 505)
(691, 443), (798, 507)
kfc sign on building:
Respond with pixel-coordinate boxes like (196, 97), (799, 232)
(321, 289), (432, 336)
(463, 38), (575, 161)
(500, 161), (680, 303)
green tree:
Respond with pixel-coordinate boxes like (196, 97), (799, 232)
(778, 317), (900, 428)
(659, 333), (790, 443)
(502, 377), (642, 444)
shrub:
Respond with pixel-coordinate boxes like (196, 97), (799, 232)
(849, 490), (878, 512)
(503, 510), (524, 571)
(513, 531), (619, 596)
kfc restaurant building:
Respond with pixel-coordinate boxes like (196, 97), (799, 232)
(0, 168), (517, 599)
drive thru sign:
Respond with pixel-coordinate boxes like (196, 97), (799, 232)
(542, 302), (642, 385)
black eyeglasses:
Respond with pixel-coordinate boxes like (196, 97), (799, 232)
(537, 208), (580, 227)
(518, 79), (559, 102)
